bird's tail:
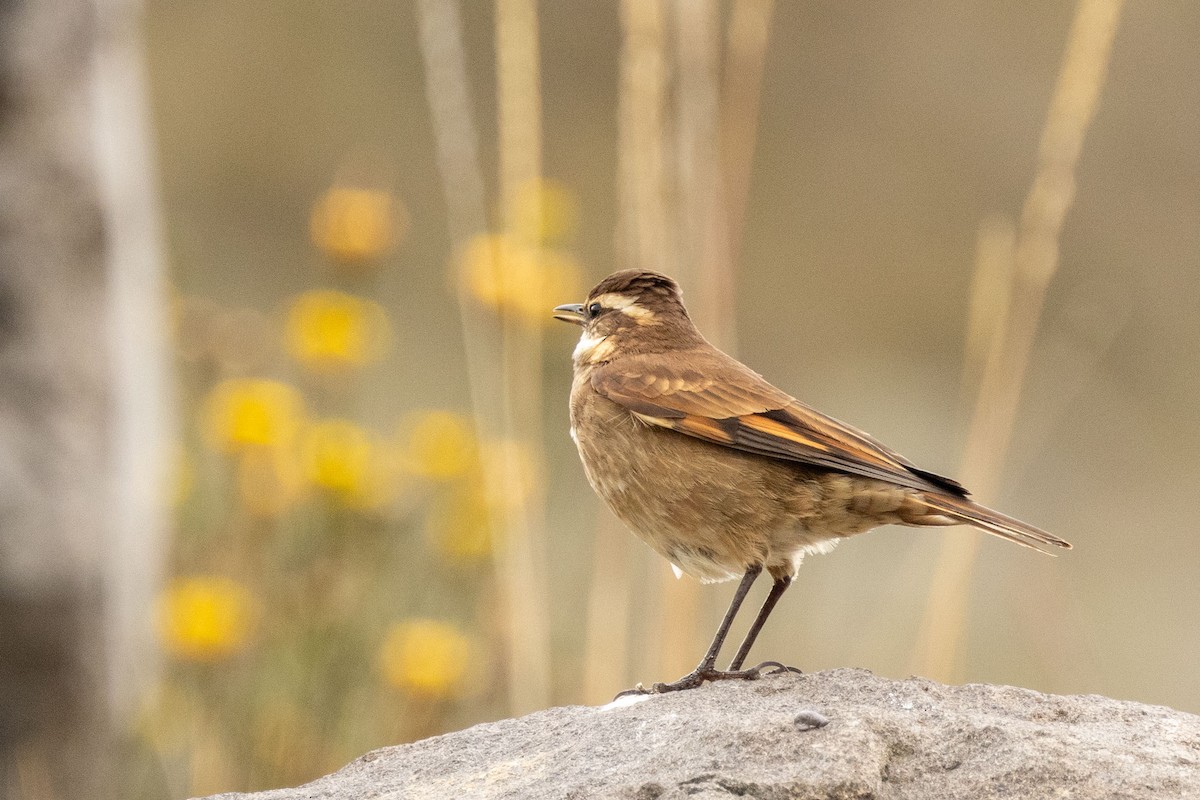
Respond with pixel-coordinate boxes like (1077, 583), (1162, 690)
(915, 493), (1072, 555)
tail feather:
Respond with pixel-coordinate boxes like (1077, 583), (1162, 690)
(918, 493), (1072, 555)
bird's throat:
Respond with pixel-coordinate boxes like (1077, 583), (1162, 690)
(574, 332), (615, 364)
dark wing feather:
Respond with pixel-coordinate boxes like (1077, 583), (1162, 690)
(591, 349), (968, 497)
(919, 492), (1072, 553)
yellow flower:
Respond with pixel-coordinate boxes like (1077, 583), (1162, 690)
(158, 577), (255, 661)
(299, 419), (405, 510)
(302, 419), (373, 493)
(285, 290), (391, 372)
(300, 417), (374, 491)
(457, 234), (582, 325)
(378, 619), (471, 699)
(425, 483), (493, 563)
(203, 379), (304, 453)
(237, 448), (304, 518)
(310, 186), (406, 264)
(509, 178), (579, 243)
(401, 410), (477, 480)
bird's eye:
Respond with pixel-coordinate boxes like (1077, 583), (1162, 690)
(588, 302), (602, 318)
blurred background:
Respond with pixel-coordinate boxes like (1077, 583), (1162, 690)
(2, 0), (1197, 797)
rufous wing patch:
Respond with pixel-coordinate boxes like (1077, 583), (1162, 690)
(592, 351), (971, 496)
(739, 414), (830, 452)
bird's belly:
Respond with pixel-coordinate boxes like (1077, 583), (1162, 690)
(571, 395), (823, 581)
(569, 392), (916, 582)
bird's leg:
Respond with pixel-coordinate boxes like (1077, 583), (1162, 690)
(693, 565), (761, 670)
(616, 566), (772, 698)
(726, 575), (794, 671)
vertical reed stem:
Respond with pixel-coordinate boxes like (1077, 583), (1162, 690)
(494, 0), (552, 713)
(417, 0), (551, 714)
(583, 0), (669, 698)
(911, 0), (1125, 681)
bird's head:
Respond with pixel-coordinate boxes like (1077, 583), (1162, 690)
(553, 270), (702, 364)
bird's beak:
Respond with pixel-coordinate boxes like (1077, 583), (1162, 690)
(553, 303), (586, 325)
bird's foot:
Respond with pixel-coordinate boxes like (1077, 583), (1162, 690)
(741, 660), (803, 677)
(612, 660), (801, 700)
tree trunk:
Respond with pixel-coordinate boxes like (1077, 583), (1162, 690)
(0, 0), (171, 797)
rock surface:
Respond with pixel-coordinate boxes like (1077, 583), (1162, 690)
(200, 669), (1200, 799)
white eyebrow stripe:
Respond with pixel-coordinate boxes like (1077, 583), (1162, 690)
(592, 292), (638, 309)
(593, 292), (656, 321)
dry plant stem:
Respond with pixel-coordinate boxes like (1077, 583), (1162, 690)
(581, 516), (633, 703)
(595, 0), (774, 696)
(615, 0), (669, 275)
(584, 0), (669, 701)
(673, 0), (722, 326)
(415, 0), (489, 238)
(494, 0), (552, 714)
(90, 0), (175, 721)
(415, 0), (497, 415)
(911, 0), (1125, 681)
(414, 0), (495, 467)
(960, 215), (1016, 408)
(654, 0), (723, 682)
(417, 0), (549, 714)
(719, 0), (774, 288)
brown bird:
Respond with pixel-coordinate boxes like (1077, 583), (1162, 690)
(554, 269), (1071, 695)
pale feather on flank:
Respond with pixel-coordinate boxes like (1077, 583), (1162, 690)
(802, 538), (841, 557)
(775, 535), (842, 578)
(671, 563), (683, 579)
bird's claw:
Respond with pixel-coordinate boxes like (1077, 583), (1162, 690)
(612, 683), (651, 700)
(612, 660), (801, 700)
(748, 660), (803, 677)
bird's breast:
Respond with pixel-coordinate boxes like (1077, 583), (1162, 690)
(568, 378), (811, 581)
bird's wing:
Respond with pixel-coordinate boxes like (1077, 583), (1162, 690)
(591, 349), (968, 497)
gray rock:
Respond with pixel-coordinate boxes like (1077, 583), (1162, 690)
(198, 668), (1200, 800)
